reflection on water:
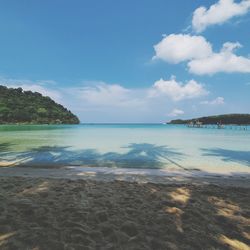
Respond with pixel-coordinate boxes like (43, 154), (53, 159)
(0, 124), (71, 132)
(0, 124), (249, 173)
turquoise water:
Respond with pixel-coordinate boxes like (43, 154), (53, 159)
(0, 124), (249, 174)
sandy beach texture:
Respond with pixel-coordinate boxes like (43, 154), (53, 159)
(0, 175), (249, 250)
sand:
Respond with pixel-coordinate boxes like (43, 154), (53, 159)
(0, 175), (249, 250)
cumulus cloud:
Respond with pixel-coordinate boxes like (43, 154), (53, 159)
(188, 42), (250, 75)
(201, 97), (225, 105)
(153, 33), (250, 75)
(149, 76), (208, 101)
(168, 108), (184, 117)
(192, 0), (250, 33)
(153, 34), (212, 63)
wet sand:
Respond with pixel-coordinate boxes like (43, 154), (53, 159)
(0, 175), (249, 250)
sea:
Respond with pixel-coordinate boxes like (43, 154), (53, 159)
(0, 124), (249, 174)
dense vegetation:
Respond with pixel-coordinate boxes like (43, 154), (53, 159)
(169, 114), (250, 125)
(0, 85), (80, 124)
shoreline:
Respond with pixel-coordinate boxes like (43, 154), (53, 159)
(0, 165), (250, 187)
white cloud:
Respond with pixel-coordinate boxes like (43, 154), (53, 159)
(168, 108), (184, 117)
(153, 34), (212, 63)
(188, 42), (250, 75)
(36, 80), (58, 86)
(152, 34), (250, 75)
(0, 78), (62, 102)
(0, 77), (217, 122)
(201, 97), (225, 105)
(192, 0), (250, 33)
(2, 77), (207, 112)
(150, 76), (208, 101)
(75, 82), (144, 107)
(18, 84), (62, 101)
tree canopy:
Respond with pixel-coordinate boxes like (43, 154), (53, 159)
(169, 114), (250, 125)
(0, 85), (79, 124)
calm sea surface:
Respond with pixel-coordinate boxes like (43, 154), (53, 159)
(0, 124), (249, 174)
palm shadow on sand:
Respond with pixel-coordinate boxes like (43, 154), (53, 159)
(201, 148), (250, 167)
(2, 143), (186, 169)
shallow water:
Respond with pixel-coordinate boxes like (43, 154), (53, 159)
(0, 124), (249, 173)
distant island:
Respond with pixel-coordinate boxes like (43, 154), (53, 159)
(0, 85), (79, 124)
(169, 114), (250, 125)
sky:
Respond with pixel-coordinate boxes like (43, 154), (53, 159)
(0, 0), (250, 123)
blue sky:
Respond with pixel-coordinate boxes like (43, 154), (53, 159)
(0, 0), (250, 122)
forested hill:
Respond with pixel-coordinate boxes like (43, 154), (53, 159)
(0, 85), (80, 124)
(169, 114), (250, 125)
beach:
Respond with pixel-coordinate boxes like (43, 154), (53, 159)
(0, 168), (249, 250)
(1, 124), (250, 249)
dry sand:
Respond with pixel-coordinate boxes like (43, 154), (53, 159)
(0, 175), (249, 250)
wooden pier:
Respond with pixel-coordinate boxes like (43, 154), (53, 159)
(187, 121), (248, 130)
